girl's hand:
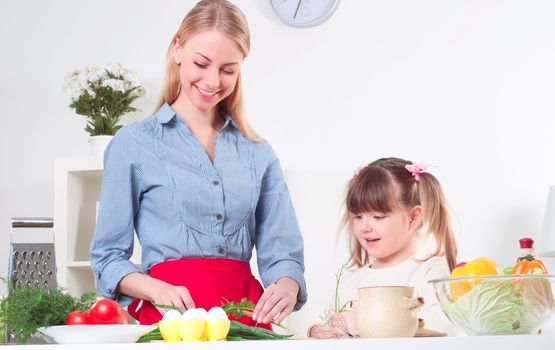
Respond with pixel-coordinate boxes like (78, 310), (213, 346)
(308, 324), (347, 339)
(309, 323), (349, 339)
(252, 277), (299, 324)
(310, 311), (357, 338)
(148, 279), (196, 314)
(328, 311), (357, 337)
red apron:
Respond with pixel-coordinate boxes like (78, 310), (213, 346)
(127, 258), (271, 330)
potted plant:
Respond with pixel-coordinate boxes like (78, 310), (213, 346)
(63, 63), (147, 156)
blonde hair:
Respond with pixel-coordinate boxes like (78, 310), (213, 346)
(156, 0), (260, 141)
(341, 157), (457, 271)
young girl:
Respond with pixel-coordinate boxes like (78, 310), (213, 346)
(309, 157), (458, 338)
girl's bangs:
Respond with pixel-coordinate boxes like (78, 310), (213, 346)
(346, 170), (397, 215)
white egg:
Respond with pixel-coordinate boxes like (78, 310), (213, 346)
(162, 309), (182, 322)
(207, 306), (228, 320)
(182, 308), (203, 320)
(196, 308), (208, 319)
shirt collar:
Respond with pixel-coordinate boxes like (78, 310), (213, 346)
(219, 109), (240, 131)
(155, 102), (177, 124)
(156, 102), (240, 131)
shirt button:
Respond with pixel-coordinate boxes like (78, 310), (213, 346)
(212, 180), (220, 186)
(216, 214), (223, 220)
(217, 247), (226, 254)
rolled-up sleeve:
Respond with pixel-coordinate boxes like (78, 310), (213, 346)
(89, 127), (143, 305)
(255, 155), (307, 311)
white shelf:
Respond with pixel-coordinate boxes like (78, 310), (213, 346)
(55, 157), (103, 172)
(54, 157), (141, 297)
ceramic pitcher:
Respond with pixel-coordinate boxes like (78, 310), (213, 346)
(355, 286), (423, 338)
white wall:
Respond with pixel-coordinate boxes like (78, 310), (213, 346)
(2, 0), (555, 334)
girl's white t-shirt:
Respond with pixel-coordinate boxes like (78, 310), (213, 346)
(338, 256), (459, 335)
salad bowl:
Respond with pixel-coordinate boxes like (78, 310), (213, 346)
(429, 274), (555, 335)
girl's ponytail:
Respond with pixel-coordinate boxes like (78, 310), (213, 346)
(418, 173), (457, 271)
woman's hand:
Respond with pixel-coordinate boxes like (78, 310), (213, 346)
(118, 272), (195, 314)
(148, 279), (196, 314)
(252, 277), (299, 324)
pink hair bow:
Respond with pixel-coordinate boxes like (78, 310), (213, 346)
(405, 163), (428, 181)
(353, 162), (368, 178)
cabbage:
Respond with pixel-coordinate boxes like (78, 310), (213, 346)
(516, 278), (554, 331)
(440, 278), (553, 335)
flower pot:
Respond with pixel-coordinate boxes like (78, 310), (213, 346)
(88, 135), (113, 157)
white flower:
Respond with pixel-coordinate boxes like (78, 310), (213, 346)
(106, 62), (125, 77)
(134, 86), (148, 97)
(64, 62), (146, 129)
(102, 78), (126, 92)
(85, 70), (101, 85)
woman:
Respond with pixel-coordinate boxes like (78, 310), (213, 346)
(90, 0), (307, 327)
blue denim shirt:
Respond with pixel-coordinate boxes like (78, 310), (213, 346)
(90, 103), (307, 310)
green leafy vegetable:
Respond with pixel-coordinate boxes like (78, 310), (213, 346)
(515, 277), (554, 331)
(136, 323), (161, 343)
(0, 283), (95, 343)
(441, 277), (553, 335)
(226, 320), (292, 341)
(221, 297), (290, 331)
(221, 297), (256, 319)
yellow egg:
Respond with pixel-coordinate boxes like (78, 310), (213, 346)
(159, 320), (182, 342)
(205, 318), (231, 341)
(205, 307), (230, 341)
(178, 319), (206, 341)
(196, 308), (209, 341)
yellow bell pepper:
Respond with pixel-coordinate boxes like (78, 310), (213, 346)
(450, 257), (501, 301)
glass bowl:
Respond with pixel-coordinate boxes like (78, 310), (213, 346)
(429, 274), (555, 335)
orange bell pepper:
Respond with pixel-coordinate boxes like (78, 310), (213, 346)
(450, 257), (501, 301)
(511, 259), (548, 275)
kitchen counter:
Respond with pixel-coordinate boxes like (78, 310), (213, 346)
(1, 335), (553, 349)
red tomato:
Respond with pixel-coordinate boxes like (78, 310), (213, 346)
(66, 310), (93, 325)
(89, 299), (129, 324)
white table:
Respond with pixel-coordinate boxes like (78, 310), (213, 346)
(1, 335), (552, 350)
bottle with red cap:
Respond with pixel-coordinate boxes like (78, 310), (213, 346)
(517, 237), (535, 262)
(512, 237), (549, 274)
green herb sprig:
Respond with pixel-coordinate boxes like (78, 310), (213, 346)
(0, 281), (95, 343)
(220, 297), (256, 319)
(136, 322), (161, 343)
(226, 320), (292, 341)
(221, 297), (291, 332)
(334, 263), (350, 313)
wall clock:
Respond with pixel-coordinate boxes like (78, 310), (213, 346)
(269, 0), (340, 28)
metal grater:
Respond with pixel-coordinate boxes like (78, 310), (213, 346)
(6, 217), (56, 343)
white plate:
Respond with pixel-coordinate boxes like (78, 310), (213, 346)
(37, 324), (156, 344)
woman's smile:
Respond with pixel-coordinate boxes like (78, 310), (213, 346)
(195, 84), (219, 100)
